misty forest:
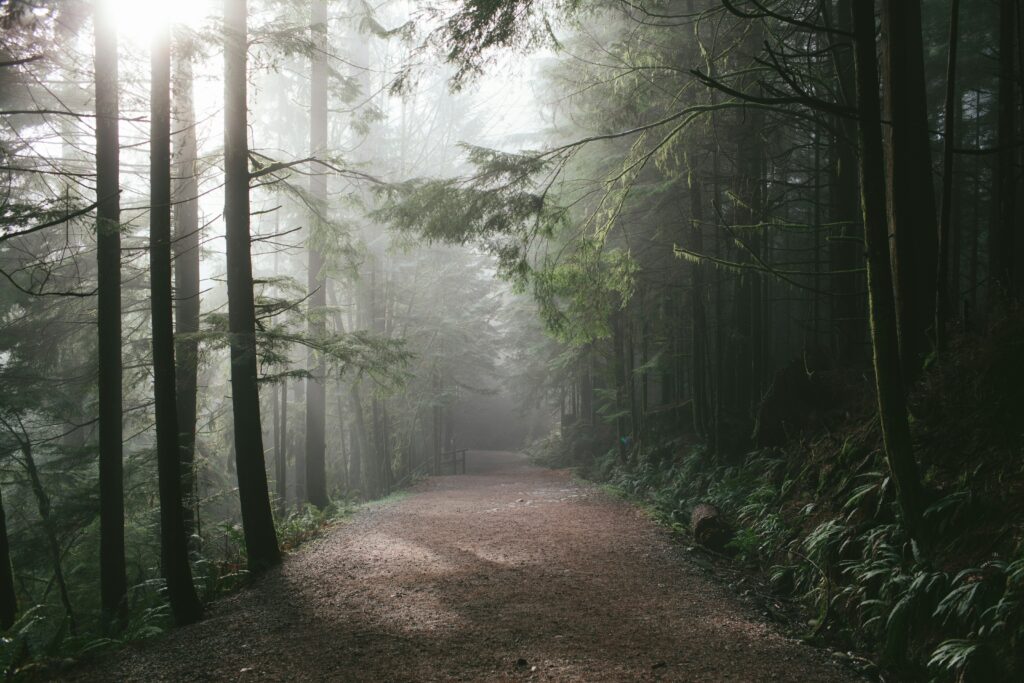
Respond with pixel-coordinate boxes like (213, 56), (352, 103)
(1, 0), (1023, 680)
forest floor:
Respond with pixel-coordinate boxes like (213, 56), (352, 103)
(68, 451), (864, 682)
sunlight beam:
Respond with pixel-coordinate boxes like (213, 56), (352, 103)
(106, 0), (212, 43)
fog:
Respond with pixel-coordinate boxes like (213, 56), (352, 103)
(3, 2), (1020, 673)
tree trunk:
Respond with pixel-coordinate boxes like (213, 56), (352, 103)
(224, 0), (281, 572)
(579, 350), (593, 426)
(852, 0), (927, 544)
(936, 0), (961, 350)
(0, 485), (16, 630)
(278, 377), (288, 516)
(172, 33), (201, 540)
(305, 0), (329, 510)
(336, 388), (348, 490)
(992, 0), (1017, 295)
(350, 384), (369, 495)
(691, 503), (731, 551)
(827, 0), (865, 365)
(612, 311), (628, 462)
(880, 0), (939, 381)
(689, 176), (710, 439)
(94, 0), (127, 631)
(151, 25), (203, 626)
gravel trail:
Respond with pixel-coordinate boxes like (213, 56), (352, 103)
(72, 451), (862, 682)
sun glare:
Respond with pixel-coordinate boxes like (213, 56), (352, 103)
(106, 0), (213, 43)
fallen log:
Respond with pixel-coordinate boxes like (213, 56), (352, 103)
(691, 503), (732, 551)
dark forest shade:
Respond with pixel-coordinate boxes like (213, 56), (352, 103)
(223, 0), (281, 572)
(94, 0), (127, 632)
(150, 23), (203, 626)
(305, 0), (329, 510)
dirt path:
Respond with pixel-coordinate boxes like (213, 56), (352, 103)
(74, 451), (862, 682)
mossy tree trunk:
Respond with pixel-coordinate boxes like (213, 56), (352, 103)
(852, 0), (927, 544)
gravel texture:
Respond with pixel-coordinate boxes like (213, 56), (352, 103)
(68, 450), (863, 682)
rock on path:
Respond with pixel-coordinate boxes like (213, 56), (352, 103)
(70, 451), (862, 682)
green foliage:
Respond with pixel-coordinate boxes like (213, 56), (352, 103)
(275, 500), (355, 553)
(379, 145), (569, 286)
(532, 238), (636, 345)
(435, 0), (570, 87)
(538, 422), (1024, 681)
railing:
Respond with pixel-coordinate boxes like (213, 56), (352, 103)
(392, 457), (432, 490)
(436, 448), (467, 475)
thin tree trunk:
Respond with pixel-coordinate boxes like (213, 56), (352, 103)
(827, 0), (865, 365)
(381, 403), (392, 495)
(94, 0), (127, 631)
(151, 25), (203, 626)
(689, 176), (710, 439)
(224, 0), (281, 572)
(936, 0), (961, 350)
(612, 311), (628, 462)
(172, 34), (201, 540)
(968, 89), (982, 324)
(852, 0), (927, 544)
(293, 375), (305, 505)
(278, 377), (288, 516)
(880, 0), (940, 380)
(350, 384), (369, 495)
(305, 0), (329, 509)
(0, 485), (16, 630)
(337, 388), (348, 491)
(992, 0), (1017, 295)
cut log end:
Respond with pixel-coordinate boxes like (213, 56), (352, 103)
(691, 503), (732, 551)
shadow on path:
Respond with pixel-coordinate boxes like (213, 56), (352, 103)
(68, 451), (862, 682)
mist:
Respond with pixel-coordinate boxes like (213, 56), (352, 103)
(2, 1), (1023, 680)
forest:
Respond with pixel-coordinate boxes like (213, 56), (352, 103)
(0, 0), (1022, 681)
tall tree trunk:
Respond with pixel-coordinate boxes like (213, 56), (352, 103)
(94, 0), (127, 631)
(380, 403), (392, 495)
(305, 0), (329, 509)
(293, 377), (305, 505)
(336, 388), (348, 490)
(172, 34), (201, 539)
(626, 314), (639, 440)
(0, 485), (16, 630)
(224, 0), (281, 572)
(852, 0), (927, 544)
(151, 25), (203, 626)
(350, 385), (369, 494)
(579, 350), (593, 426)
(689, 176), (710, 439)
(968, 89), (982, 324)
(612, 311), (628, 462)
(992, 0), (1017, 295)
(827, 0), (865, 364)
(936, 0), (962, 349)
(880, 0), (939, 381)
(277, 377), (288, 516)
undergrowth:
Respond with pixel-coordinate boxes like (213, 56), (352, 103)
(534, 320), (1024, 682)
(1, 499), (355, 680)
